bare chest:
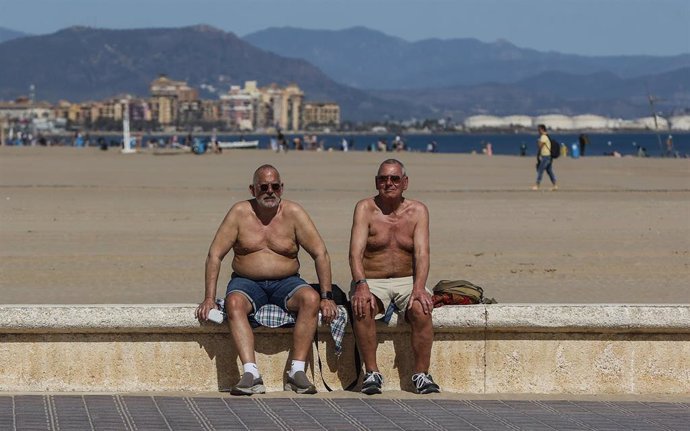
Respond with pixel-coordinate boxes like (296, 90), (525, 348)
(234, 217), (298, 257)
(367, 214), (415, 252)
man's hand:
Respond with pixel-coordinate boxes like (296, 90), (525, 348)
(351, 283), (377, 318)
(195, 298), (217, 322)
(319, 299), (337, 324)
(407, 289), (433, 315)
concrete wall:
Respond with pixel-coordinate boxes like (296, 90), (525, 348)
(1, 304), (688, 394)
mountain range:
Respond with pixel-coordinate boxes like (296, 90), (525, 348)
(244, 26), (690, 90)
(0, 25), (688, 121)
(0, 26), (28, 43)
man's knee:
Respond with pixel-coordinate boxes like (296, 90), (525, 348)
(289, 286), (320, 311)
(225, 292), (252, 316)
(406, 301), (433, 325)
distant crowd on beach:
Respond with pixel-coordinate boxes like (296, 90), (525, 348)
(268, 133), (438, 153)
(3, 129), (686, 158)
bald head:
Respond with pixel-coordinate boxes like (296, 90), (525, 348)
(253, 164), (280, 184)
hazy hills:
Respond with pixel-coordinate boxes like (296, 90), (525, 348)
(371, 67), (690, 118)
(0, 25), (687, 121)
(244, 26), (690, 90)
(0, 26), (29, 43)
(0, 25), (421, 121)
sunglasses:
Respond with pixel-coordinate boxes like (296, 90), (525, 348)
(257, 183), (282, 192)
(375, 175), (403, 184)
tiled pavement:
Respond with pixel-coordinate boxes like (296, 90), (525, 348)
(0, 395), (688, 430)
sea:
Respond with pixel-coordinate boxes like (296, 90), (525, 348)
(18, 131), (689, 157)
(207, 132), (689, 157)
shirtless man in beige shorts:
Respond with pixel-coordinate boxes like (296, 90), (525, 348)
(349, 159), (440, 394)
(196, 164), (336, 395)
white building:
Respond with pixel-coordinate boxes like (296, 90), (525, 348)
(570, 114), (609, 130)
(533, 115), (573, 130)
(669, 115), (690, 131)
(463, 115), (503, 129)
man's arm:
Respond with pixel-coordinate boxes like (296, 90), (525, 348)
(349, 200), (377, 316)
(196, 207), (238, 321)
(408, 202), (432, 314)
(292, 203), (337, 323)
(292, 204), (332, 291)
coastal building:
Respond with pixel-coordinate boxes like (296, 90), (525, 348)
(302, 102), (341, 129)
(219, 82), (260, 130)
(501, 115), (532, 128)
(149, 75), (198, 126)
(256, 83), (303, 131)
(533, 115), (573, 130)
(669, 115), (690, 131)
(632, 116), (670, 130)
(571, 115), (610, 130)
(0, 98), (54, 122)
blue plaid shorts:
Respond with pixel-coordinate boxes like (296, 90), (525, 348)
(225, 273), (309, 313)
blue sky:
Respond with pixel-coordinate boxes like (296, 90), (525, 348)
(1, 0), (688, 56)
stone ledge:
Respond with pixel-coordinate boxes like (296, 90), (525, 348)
(1, 304), (688, 334)
(485, 304), (690, 333)
(1, 304), (689, 394)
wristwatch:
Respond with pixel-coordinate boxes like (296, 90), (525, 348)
(320, 291), (333, 300)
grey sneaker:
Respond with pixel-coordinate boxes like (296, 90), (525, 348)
(230, 372), (266, 396)
(284, 370), (317, 394)
(412, 373), (440, 394)
(361, 371), (383, 395)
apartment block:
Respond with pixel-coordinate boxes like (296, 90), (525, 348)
(303, 102), (341, 129)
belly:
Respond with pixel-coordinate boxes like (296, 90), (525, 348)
(363, 249), (414, 278)
(232, 250), (300, 280)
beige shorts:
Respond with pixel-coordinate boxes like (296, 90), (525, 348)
(349, 276), (432, 320)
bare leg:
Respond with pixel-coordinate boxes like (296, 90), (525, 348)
(286, 286), (320, 361)
(406, 301), (434, 373)
(225, 292), (255, 364)
(352, 298), (384, 371)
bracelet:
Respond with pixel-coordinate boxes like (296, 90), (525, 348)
(354, 279), (367, 286)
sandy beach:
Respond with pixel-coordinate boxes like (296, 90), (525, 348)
(1, 146), (688, 304)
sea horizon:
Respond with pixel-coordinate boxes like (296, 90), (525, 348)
(5, 131), (688, 158)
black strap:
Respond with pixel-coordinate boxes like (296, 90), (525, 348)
(313, 303), (361, 392)
(313, 329), (334, 392)
(345, 303), (362, 391)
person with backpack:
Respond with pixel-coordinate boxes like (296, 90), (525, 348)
(532, 124), (558, 191)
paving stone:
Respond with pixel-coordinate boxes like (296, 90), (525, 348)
(1, 396), (688, 430)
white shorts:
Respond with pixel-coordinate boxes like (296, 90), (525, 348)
(349, 276), (431, 320)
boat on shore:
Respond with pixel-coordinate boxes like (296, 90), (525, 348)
(217, 139), (259, 149)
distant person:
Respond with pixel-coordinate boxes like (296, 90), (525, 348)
(377, 139), (387, 152)
(349, 159), (440, 395)
(426, 141), (438, 153)
(278, 132), (288, 153)
(483, 141), (493, 156)
(666, 135), (676, 158)
(195, 164), (336, 395)
(212, 138), (222, 154)
(520, 143), (527, 156)
(637, 146), (648, 157)
(532, 124), (557, 191)
(393, 136), (405, 152)
(341, 137), (349, 152)
(578, 133), (589, 156)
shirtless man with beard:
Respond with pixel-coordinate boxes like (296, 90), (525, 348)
(196, 164), (336, 395)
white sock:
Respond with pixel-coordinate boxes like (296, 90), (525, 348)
(288, 360), (306, 378)
(243, 362), (260, 379)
